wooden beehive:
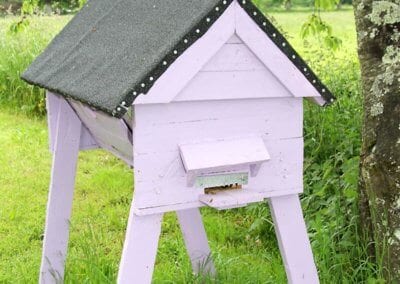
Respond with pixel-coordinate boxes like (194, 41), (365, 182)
(22, 0), (335, 283)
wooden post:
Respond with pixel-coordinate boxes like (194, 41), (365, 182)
(268, 195), (319, 284)
(40, 99), (82, 283)
(118, 209), (163, 284)
(176, 208), (215, 275)
(46, 92), (98, 153)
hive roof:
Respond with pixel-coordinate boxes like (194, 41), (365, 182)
(22, 0), (335, 118)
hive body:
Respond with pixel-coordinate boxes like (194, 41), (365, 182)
(131, 33), (306, 213)
(30, 1), (331, 283)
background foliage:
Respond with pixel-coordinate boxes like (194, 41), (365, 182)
(0, 0), (84, 14)
(1, 0), (353, 15)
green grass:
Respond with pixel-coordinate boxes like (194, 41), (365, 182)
(0, 9), (386, 283)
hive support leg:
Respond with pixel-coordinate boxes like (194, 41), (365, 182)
(268, 195), (319, 284)
(40, 99), (82, 283)
(177, 208), (215, 275)
(118, 210), (163, 284)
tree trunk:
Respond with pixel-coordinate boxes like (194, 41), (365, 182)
(353, 0), (400, 281)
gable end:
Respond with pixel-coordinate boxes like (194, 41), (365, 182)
(120, 0), (335, 116)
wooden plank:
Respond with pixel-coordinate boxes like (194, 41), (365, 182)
(269, 195), (319, 283)
(235, 5), (322, 99)
(132, 137), (303, 211)
(174, 69), (292, 102)
(79, 124), (100, 151)
(46, 92), (61, 153)
(179, 137), (270, 173)
(40, 97), (82, 283)
(133, 98), (302, 154)
(134, 139), (302, 183)
(199, 187), (265, 209)
(173, 28), (294, 102)
(135, 98), (301, 125)
(201, 41), (265, 72)
(176, 208), (215, 275)
(118, 211), (163, 283)
(134, 2), (235, 104)
(132, 188), (302, 216)
(69, 100), (133, 165)
(133, 201), (204, 216)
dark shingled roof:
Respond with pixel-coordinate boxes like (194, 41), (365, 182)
(22, 0), (335, 118)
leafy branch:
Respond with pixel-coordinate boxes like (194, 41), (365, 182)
(301, 0), (343, 50)
(8, 0), (87, 34)
(7, 0), (38, 34)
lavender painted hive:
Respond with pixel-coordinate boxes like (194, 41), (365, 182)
(22, 1), (335, 283)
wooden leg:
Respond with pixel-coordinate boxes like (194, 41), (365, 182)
(40, 100), (82, 283)
(177, 208), (215, 275)
(118, 209), (163, 284)
(268, 195), (319, 284)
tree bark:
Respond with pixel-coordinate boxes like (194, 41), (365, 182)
(353, 0), (400, 280)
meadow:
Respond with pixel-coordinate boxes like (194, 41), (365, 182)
(0, 7), (385, 283)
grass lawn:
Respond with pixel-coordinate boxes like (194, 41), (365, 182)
(0, 8), (384, 283)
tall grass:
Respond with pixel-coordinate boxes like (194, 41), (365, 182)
(275, 10), (384, 282)
(303, 55), (378, 282)
(0, 16), (70, 115)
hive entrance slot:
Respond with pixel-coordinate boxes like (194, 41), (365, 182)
(204, 184), (242, 194)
